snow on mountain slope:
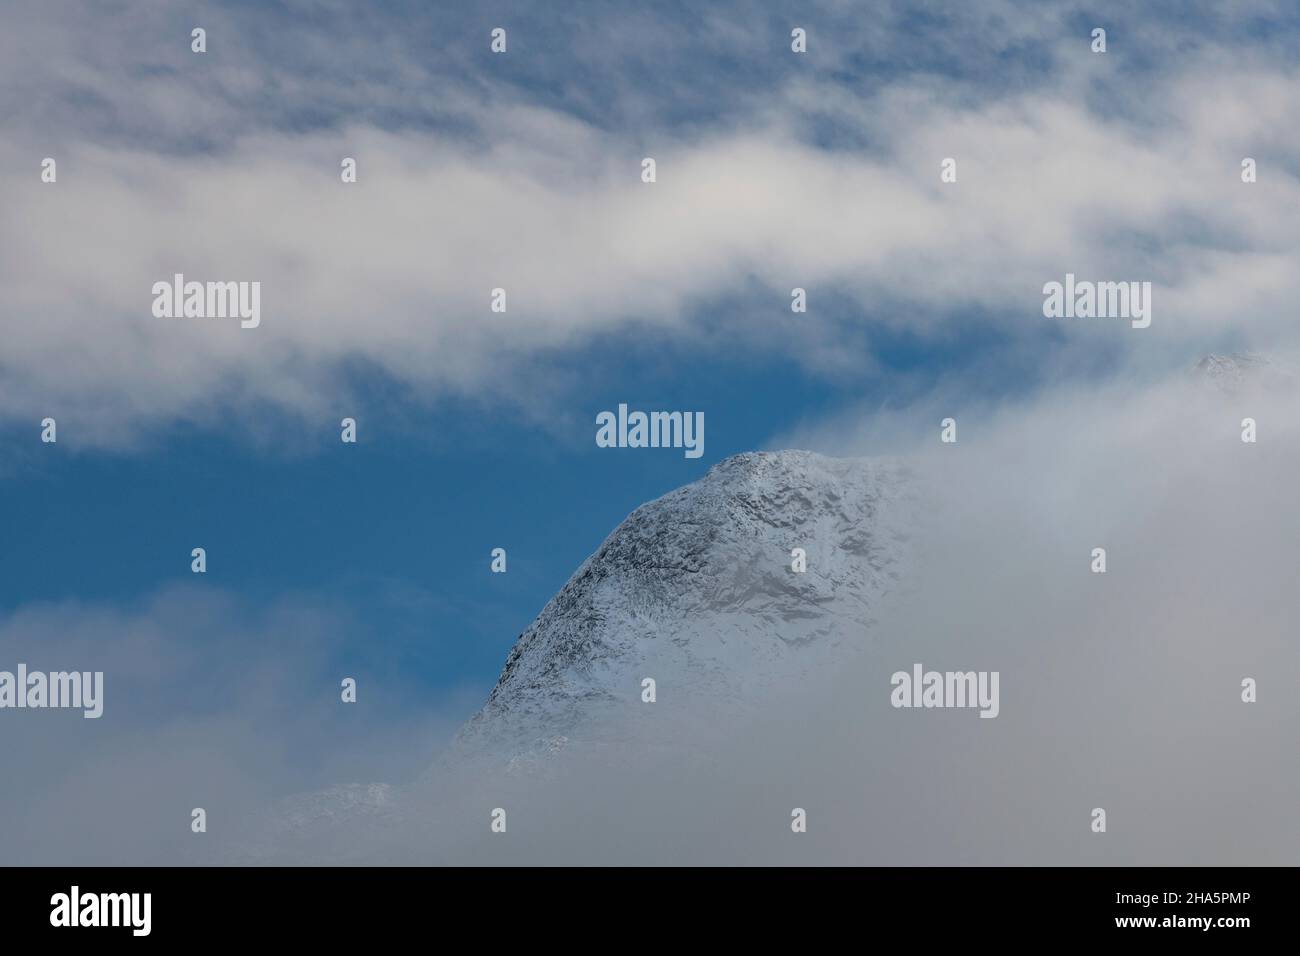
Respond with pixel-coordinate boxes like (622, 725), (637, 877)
(454, 450), (915, 762)
(1191, 352), (1296, 393)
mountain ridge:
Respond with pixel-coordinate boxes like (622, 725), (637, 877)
(453, 449), (916, 763)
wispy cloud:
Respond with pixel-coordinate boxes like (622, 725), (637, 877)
(2, 2), (1298, 442)
(0, 585), (475, 864)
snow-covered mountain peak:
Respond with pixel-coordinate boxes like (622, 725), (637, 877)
(455, 449), (914, 760)
(1190, 351), (1295, 393)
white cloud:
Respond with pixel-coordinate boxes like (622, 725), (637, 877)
(2, 5), (1297, 444)
(0, 585), (475, 863)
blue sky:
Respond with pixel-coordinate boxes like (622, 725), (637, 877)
(0, 274), (1089, 708)
(2, 0), (1299, 797)
(2, 319), (991, 703)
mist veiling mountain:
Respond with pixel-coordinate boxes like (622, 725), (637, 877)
(455, 450), (915, 764)
(240, 450), (915, 858)
(1191, 351), (1296, 393)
